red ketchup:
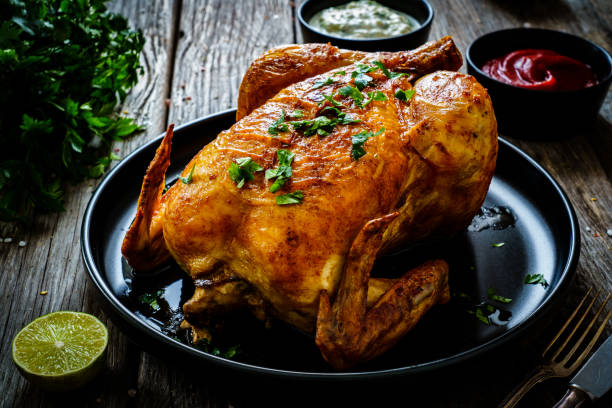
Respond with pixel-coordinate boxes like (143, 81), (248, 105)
(482, 49), (598, 91)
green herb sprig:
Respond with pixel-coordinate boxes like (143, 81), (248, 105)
(395, 89), (415, 102)
(0, 0), (145, 223)
(180, 164), (196, 184)
(290, 108), (360, 137)
(276, 191), (304, 205)
(229, 157), (263, 188)
(319, 93), (346, 108)
(363, 91), (387, 107)
(138, 290), (164, 312)
(312, 77), (334, 90)
(352, 127), (385, 160)
(338, 85), (365, 108)
(524, 274), (549, 287)
(487, 288), (513, 304)
(353, 73), (373, 91)
(268, 110), (289, 135)
(373, 60), (408, 79)
(265, 149), (295, 193)
(195, 339), (241, 359)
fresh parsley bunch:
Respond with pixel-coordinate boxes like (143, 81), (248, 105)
(0, 0), (144, 223)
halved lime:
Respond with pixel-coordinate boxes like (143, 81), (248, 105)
(12, 311), (108, 392)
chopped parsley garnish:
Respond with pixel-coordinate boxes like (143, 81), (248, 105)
(373, 60), (408, 79)
(228, 157), (263, 188)
(195, 339), (241, 359)
(363, 91), (387, 107)
(338, 85), (364, 108)
(265, 149), (295, 193)
(139, 290), (164, 312)
(487, 288), (512, 304)
(395, 89), (415, 102)
(352, 63), (378, 77)
(276, 191), (303, 205)
(333, 71), (346, 76)
(320, 106), (361, 124)
(491, 242), (505, 247)
(524, 274), (549, 287)
(352, 127), (385, 160)
(312, 77), (334, 90)
(319, 93), (345, 108)
(290, 110), (304, 118)
(290, 116), (335, 137)
(268, 110), (289, 135)
(354, 73), (373, 91)
(469, 307), (490, 325)
(290, 107), (359, 137)
(179, 164), (196, 184)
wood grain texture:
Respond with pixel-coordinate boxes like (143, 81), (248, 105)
(166, 0), (294, 124)
(0, 0), (176, 406)
(1, 1), (611, 407)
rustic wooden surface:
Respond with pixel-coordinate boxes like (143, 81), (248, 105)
(1, 0), (611, 407)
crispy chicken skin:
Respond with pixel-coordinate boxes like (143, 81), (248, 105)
(122, 37), (497, 369)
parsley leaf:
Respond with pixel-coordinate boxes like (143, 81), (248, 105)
(487, 288), (512, 304)
(475, 307), (490, 325)
(354, 73), (373, 91)
(290, 110), (303, 119)
(195, 339), (241, 359)
(333, 70), (346, 76)
(363, 91), (387, 107)
(179, 164), (196, 184)
(0, 0), (145, 223)
(268, 110), (289, 135)
(290, 106), (360, 137)
(321, 106), (361, 124)
(290, 116), (334, 137)
(373, 60), (408, 79)
(318, 93), (345, 108)
(352, 63), (378, 77)
(338, 85), (364, 108)
(395, 89), (416, 102)
(139, 290), (164, 312)
(276, 191), (304, 205)
(352, 127), (385, 160)
(524, 274), (549, 287)
(229, 157), (263, 188)
(265, 149), (295, 193)
(312, 77), (334, 90)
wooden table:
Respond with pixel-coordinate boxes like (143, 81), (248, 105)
(2, 1), (611, 407)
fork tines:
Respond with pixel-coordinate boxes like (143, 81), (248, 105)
(542, 287), (612, 372)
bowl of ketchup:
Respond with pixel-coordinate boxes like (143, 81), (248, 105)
(467, 28), (611, 138)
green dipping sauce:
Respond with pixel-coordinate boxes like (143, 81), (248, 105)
(309, 0), (420, 39)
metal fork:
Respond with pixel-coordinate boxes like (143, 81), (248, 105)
(499, 288), (612, 408)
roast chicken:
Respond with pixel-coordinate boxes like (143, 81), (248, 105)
(122, 36), (498, 369)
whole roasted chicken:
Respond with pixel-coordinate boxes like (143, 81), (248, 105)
(122, 37), (498, 369)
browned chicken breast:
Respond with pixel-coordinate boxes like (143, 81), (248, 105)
(122, 37), (498, 369)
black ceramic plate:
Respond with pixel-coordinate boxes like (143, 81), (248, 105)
(81, 109), (579, 379)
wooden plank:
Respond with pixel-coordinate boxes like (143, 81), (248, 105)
(0, 0), (175, 406)
(167, 0), (295, 124)
(130, 1), (295, 406)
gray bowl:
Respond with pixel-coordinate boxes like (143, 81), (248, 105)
(298, 0), (433, 52)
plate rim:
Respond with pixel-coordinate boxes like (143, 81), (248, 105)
(81, 108), (580, 379)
